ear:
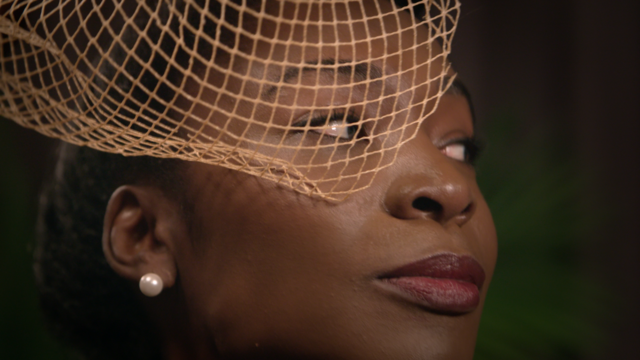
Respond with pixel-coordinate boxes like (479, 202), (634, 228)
(102, 185), (185, 291)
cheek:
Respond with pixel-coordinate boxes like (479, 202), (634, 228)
(177, 163), (496, 358)
(469, 197), (498, 282)
(176, 177), (372, 352)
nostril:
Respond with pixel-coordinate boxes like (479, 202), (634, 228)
(461, 203), (473, 214)
(411, 196), (443, 213)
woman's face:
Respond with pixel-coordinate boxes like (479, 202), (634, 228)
(166, 2), (497, 359)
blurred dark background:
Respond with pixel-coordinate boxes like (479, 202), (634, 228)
(1, 0), (639, 359)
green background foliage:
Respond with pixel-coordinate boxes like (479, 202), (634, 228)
(474, 113), (605, 359)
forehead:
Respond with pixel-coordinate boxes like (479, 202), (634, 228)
(223, 0), (444, 78)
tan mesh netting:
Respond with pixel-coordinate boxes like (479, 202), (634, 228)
(0, 0), (460, 200)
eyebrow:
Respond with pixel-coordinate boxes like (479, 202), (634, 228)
(260, 62), (477, 124)
(261, 58), (384, 99)
(445, 76), (477, 124)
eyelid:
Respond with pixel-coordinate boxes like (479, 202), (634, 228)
(292, 110), (347, 128)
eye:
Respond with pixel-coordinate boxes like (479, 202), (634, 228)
(317, 122), (353, 140)
(292, 111), (364, 141)
(442, 143), (466, 161)
(440, 137), (482, 165)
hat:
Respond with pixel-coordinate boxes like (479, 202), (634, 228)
(0, 0), (459, 200)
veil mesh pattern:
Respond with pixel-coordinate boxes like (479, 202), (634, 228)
(1, 0), (460, 200)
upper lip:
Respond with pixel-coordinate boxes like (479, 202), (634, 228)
(379, 253), (486, 290)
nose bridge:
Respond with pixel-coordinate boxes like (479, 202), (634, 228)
(384, 132), (475, 226)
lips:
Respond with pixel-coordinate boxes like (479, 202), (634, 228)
(377, 253), (486, 314)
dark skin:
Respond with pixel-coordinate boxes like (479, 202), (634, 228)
(102, 2), (497, 359)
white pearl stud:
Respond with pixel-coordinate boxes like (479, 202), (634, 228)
(139, 273), (163, 297)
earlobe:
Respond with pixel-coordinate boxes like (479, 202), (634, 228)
(102, 185), (178, 290)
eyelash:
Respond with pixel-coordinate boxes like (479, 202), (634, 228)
(293, 110), (366, 141)
(292, 112), (482, 165)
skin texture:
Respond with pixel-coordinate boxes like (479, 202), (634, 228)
(103, 94), (497, 360)
(102, 2), (498, 359)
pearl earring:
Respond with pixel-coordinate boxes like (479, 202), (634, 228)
(139, 273), (163, 297)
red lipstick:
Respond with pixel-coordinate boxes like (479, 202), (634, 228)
(377, 253), (486, 314)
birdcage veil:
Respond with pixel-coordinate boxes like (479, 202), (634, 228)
(0, 0), (460, 200)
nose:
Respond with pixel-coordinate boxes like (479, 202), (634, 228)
(383, 147), (475, 227)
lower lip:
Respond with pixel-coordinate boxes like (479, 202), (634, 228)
(378, 277), (480, 314)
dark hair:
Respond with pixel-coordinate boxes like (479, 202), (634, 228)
(33, 0), (196, 358)
(34, 144), (186, 360)
(31, 0), (238, 350)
